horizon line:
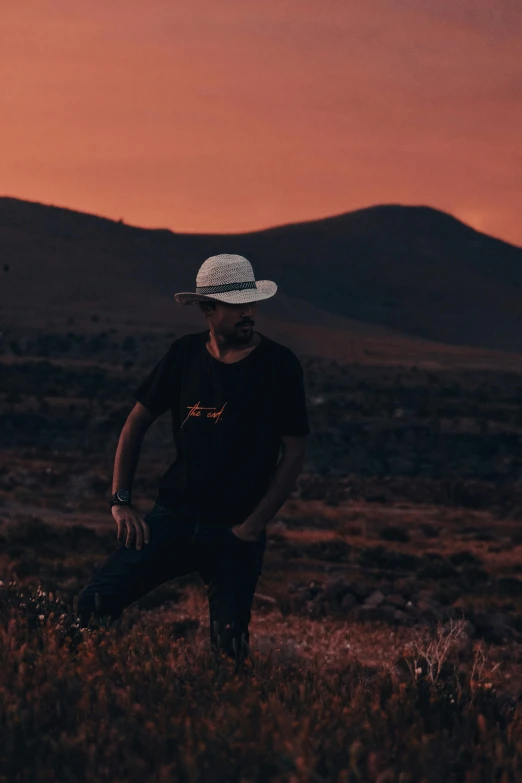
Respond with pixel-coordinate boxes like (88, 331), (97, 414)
(1, 193), (520, 251)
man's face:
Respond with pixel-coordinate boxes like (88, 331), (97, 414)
(204, 300), (258, 345)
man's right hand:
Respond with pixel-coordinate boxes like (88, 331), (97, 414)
(111, 505), (150, 550)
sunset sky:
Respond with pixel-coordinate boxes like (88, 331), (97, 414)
(2, 0), (521, 245)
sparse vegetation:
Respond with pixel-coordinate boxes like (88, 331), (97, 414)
(1, 337), (522, 779)
(1, 580), (522, 783)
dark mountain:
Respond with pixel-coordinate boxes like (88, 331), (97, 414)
(0, 197), (520, 358)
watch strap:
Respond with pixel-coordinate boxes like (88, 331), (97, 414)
(109, 489), (132, 507)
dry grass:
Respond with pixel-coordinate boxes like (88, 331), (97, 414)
(1, 580), (522, 783)
(2, 354), (522, 780)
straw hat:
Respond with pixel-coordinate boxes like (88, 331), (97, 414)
(173, 254), (277, 305)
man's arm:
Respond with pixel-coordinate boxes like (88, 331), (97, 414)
(112, 402), (154, 493)
(235, 435), (307, 540)
(111, 402), (155, 549)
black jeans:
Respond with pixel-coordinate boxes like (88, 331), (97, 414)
(77, 503), (267, 663)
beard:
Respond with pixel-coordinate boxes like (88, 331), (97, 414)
(225, 324), (254, 345)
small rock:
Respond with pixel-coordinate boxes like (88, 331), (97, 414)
(363, 589), (385, 608)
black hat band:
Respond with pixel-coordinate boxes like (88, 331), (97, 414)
(196, 281), (258, 294)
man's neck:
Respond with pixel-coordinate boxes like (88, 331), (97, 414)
(205, 329), (261, 362)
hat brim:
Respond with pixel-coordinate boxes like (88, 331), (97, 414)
(173, 280), (277, 305)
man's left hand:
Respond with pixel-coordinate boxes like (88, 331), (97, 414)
(230, 523), (262, 543)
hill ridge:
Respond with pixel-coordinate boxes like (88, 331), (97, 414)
(1, 195), (521, 252)
(1, 196), (521, 358)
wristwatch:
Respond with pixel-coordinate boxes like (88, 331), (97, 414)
(109, 488), (132, 507)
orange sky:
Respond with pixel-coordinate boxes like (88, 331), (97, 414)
(2, 0), (521, 246)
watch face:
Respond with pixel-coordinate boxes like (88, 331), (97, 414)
(116, 489), (130, 503)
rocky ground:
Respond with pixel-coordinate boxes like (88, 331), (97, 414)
(1, 342), (522, 661)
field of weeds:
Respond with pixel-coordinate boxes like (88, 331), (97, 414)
(2, 500), (522, 781)
(1, 577), (521, 783)
(1, 343), (522, 780)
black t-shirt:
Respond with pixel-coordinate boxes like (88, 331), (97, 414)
(133, 329), (310, 525)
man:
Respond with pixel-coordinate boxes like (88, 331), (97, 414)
(77, 253), (310, 669)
